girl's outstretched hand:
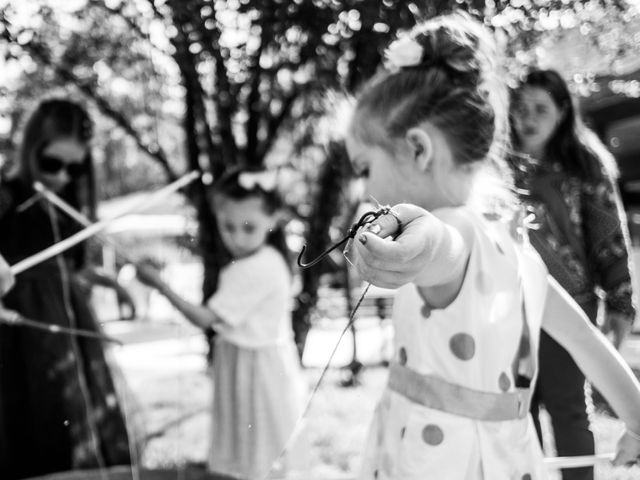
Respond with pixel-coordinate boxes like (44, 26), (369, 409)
(350, 203), (435, 289)
(612, 428), (640, 467)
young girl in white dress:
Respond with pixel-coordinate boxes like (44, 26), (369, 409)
(343, 12), (640, 480)
(137, 169), (306, 480)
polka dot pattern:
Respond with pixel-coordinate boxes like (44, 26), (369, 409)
(498, 372), (511, 392)
(522, 474), (532, 480)
(400, 426), (406, 438)
(449, 333), (475, 361)
(398, 347), (407, 365)
(421, 424), (444, 446)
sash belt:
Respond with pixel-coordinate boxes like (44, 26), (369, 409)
(388, 363), (531, 422)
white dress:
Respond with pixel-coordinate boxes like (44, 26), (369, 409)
(206, 245), (307, 480)
(358, 208), (550, 480)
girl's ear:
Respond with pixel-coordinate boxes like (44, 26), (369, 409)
(406, 127), (434, 171)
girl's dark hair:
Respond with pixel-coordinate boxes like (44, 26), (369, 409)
(351, 12), (511, 184)
(512, 69), (618, 182)
(13, 98), (97, 219)
(208, 168), (290, 268)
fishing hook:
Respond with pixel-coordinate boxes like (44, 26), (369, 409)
(297, 206), (393, 269)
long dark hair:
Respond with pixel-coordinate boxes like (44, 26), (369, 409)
(512, 69), (618, 182)
(12, 98), (97, 219)
(207, 168), (290, 268)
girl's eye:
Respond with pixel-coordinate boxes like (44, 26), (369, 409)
(243, 224), (256, 234)
(223, 223), (235, 233)
(352, 163), (370, 178)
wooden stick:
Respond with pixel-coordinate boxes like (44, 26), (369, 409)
(11, 171), (200, 276)
(0, 309), (123, 345)
(543, 452), (615, 469)
(33, 181), (138, 265)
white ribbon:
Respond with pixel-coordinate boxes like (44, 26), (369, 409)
(11, 170), (201, 276)
(543, 452), (615, 469)
(33, 181), (140, 265)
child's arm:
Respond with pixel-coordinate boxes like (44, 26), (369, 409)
(542, 275), (640, 466)
(136, 262), (220, 330)
(78, 266), (137, 320)
(351, 203), (472, 293)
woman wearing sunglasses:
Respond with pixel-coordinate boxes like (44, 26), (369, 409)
(0, 99), (135, 479)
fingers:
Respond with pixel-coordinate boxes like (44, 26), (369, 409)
(0, 277), (14, 297)
(612, 450), (638, 467)
(0, 255), (15, 296)
(350, 206), (435, 288)
(357, 229), (426, 270)
(363, 203), (429, 239)
(364, 210), (401, 239)
(0, 306), (20, 324)
(612, 430), (640, 467)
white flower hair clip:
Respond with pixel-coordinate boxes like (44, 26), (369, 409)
(384, 35), (424, 73)
(238, 170), (278, 192)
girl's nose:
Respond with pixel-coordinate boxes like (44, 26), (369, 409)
(58, 170), (71, 183)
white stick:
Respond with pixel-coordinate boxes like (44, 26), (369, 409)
(33, 181), (137, 264)
(11, 170), (201, 276)
(544, 452), (615, 469)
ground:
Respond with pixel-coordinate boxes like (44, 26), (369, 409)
(105, 318), (640, 480)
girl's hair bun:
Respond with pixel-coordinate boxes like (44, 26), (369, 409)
(385, 13), (494, 90)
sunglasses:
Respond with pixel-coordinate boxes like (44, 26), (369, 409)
(37, 153), (88, 179)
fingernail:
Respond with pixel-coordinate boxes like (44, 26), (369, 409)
(367, 223), (381, 234)
(358, 234), (367, 245)
(343, 238), (353, 255)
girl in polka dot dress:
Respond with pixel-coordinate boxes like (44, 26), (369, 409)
(345, 12), (640, 480)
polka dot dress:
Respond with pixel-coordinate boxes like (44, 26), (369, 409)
(357, 208), (550, 480)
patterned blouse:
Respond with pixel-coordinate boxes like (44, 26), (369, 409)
(513, 157), (637, 322)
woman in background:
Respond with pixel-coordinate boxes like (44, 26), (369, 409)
(0, 99), (135, 479)
(510, 69), (637, 480)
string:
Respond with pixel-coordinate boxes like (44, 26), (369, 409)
(0, 309), (122, 344)
(10, 170), (201, 276)
(48, 201), (111, 479)
(263, 283), (372, 479)
(34, 182), (152, 479)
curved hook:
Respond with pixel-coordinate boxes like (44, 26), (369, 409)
(297, 237), (350, 269)
(296, 206), (393, 269)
